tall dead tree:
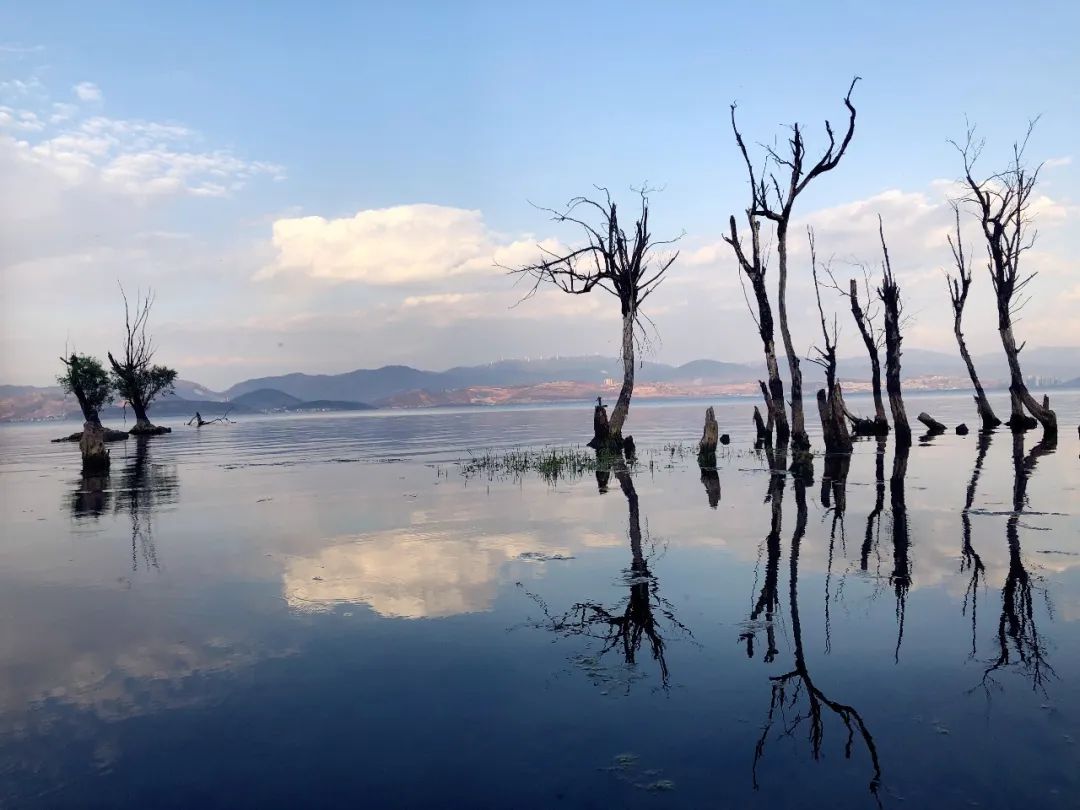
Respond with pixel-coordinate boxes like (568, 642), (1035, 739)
(875, 217), (911, 448)
(107, 287), (177, 436)
(952, 122), (1057, 435)
(807, 228), (852, 455)
(724, 113), (788, 448)
(727, 78), (860, 453)
(946, 204), (1002, 431)
(513, 188), (679, 450)
(824, 267), (889, 435)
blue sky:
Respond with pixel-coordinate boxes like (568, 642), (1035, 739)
(2, 1), (1078, 387)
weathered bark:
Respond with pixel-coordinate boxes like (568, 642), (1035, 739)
(776, 222), (808, 450)
(699, 406), (719, 460)
(808, 236), (852, 456)
(753, 405), (770, 449)
(622, 436), (636, 461)
(608, 311), (636, 441)
(917, 412), (946, 435)
(877, 219), (911, 448)
(999, 312), (1056, 434)
(951, 292), (1001, 431)
(946, 210), (1001, 431)
(847, 279), (889, 433)
(725, 214), (789, 447)
(79, 420), (110, 473)
(587, 400), (612, 450)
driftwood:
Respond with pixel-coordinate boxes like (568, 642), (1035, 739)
(187, 409), (233, 427)
(917, 412), (947, 435)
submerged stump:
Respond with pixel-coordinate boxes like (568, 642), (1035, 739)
(79, 421), (110, 473)
(699, 406), (719, 465)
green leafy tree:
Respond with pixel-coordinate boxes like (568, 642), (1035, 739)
(58, 353), (113, 425)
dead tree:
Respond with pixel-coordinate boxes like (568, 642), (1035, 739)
(512, 188), (679, 450)
(107, 287), (178, 436)
(807, 228), (852, 455)
(946, 205), (1002, 431)
(823, 267), (889, 435)
(952, 122), (1057, 435)
(726, 78), (860, 453)
(724, 117), (788, 448)
(875, 217), (911, 448)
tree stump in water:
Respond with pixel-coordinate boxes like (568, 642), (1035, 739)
(79, 421), (110, 473)
(955, 423), (970, 435)
(699, 406), (718, 465)
(587, 399), (611, 450)
(917, 412), (946, 435)
(753, 406), (770, 449)
(623, 436), (637, 461)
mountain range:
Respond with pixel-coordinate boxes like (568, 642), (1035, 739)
(2, 347), (1077, 422)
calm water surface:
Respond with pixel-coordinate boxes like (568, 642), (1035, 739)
(1, 393), (1079, 808)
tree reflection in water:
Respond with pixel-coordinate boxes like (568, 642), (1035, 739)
(960, 431), (992, 657)
(888, 443), (911, 662)
(70, 470), (113, 519)
(976, 432), (1058, 694)
(524, 457), (690, 690)
(114, 436), (179, 571)
(747, 441), (882, 803)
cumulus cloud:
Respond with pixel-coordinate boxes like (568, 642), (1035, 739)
(259, 204), (555, 285)
(72, 81), (102, 102)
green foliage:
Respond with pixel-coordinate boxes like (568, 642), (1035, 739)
(460, 447), (602, 484)
(57, 354), (113, 414)
(111, 363), (177, 408)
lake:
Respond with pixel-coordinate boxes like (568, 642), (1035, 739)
(1, 392), (1078, 808)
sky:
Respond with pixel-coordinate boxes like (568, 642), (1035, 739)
(1, 0), (1078, 389)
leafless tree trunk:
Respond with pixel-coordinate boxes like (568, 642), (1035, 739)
(952, 122), (1056, 436)
(727, 78), (859, 454)
(808, 228), (852, 455)
(876, 218), (911, 448)
(946, 204), (1002, 431)
(724, 157), (788, 446)
(512, 188), (680, 449)
(823, 268), (889, 435)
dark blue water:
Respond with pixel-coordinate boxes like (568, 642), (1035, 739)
(1, 392), (1078, 808)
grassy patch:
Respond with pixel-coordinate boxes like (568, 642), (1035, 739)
(459, 446), (612, 484)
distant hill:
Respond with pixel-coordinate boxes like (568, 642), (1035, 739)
(3, 348), (1076, 421)
(231, 388), (303, 411)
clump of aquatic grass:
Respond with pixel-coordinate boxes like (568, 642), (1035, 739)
(460, 446), (606, 483)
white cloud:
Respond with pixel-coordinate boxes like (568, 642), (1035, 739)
(73, 81), (102, 102)
(260, 204), (554, 285)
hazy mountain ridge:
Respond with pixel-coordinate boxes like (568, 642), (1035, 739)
(3, 348), (1076, 421)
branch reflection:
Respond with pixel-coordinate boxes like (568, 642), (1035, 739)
(978, 432), (1058, 693)
(525, 456), (690, 690)
(750, 463), (883, 802)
